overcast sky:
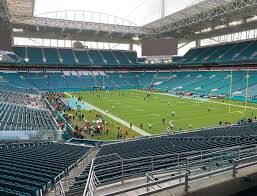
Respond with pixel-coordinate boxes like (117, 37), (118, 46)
(34, 0), (198, 25)
(14, 0), (202, 56)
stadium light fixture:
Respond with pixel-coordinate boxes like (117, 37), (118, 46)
(132, 36), (139, 41)
(13, 28), (23, 32)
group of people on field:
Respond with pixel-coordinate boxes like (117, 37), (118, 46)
(72, 112), (112, 139)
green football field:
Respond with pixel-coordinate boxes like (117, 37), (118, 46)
(71, 90), (257, 137)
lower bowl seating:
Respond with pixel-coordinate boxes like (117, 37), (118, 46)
(0, 142), (92, 196)
(69, 122), (257, 193)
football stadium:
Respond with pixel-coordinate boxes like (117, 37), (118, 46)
(2, 0), (257, 195)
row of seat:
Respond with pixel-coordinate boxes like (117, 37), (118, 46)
(0, 102), (57, 131)
(154, 71), (257, 99)
(12, 47), (137, 66)
(0, 71), (257, 100)
(178, 39), (257, 65)
(69, 122), (257, 192)
(1, 39), (257, 68)
(0, 84), (39, 95)
(160, 122), (257, 139)
(0, 142), (92, 196)
(0, 90), (38, 105)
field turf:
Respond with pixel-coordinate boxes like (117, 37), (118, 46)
(71, 90), (257, 137)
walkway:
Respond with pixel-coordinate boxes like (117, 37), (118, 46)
(64, 92), (152, 136)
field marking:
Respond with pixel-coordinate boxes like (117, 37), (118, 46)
(65, 92), (152, 136)
(135, 109), (145, 112)
(132, 90), (257, 111)
(229, 111), (245, 118)
(146, 113), (161, 117)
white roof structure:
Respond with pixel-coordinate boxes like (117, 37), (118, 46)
(2, 0), (257, 44)
(145, 0), (236, 28)
(5, 0), (34, 16)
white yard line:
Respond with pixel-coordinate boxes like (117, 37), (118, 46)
(132, 90), (257, 111)
(64, 92), (152, 136)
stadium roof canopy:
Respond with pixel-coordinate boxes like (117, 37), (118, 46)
(147, 0), (257, 42)
(146, 0), (235, 28)
(2, 0), (257, 44)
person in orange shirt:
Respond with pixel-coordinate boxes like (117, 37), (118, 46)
(124, 127), (128, 135)
(132, 131), (135, 139)
(106, 127), (110, 135)
(73, 128), (77, 137)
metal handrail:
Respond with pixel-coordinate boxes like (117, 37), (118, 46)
(83, 153), (122, 196)
(81, 144), (257, 195)
(103, 173), (187, 196)
(146, 173), (162, 189)
(186, 146), (257, 170)
(187, 144), (256, 161)
(189, 166), (234, 181)
(51, 147), (96, 196)
(83, 144), (256, 172)
(93, 145), (246, 167)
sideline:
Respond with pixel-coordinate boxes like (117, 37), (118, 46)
(64, 92), (152, 136)
(132, 90), (257, 111)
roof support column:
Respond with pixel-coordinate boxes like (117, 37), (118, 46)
(195, 39), (201, 47)
(129, 43), (133, 51)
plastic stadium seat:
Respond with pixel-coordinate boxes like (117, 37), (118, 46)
(69, 122), (257, 192)
(0, 142), (92, 195)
